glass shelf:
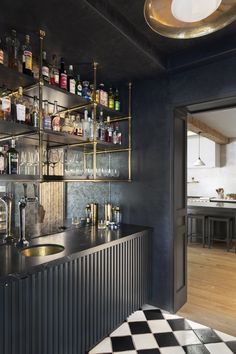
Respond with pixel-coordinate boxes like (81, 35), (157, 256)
(0, 174), (40, 182)
(0, 65), (37, 93)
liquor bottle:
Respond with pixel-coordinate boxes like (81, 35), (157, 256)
(114, 89), (120, 111)
(42, 51), (49, 83)
(43, 100), (52, 130)
(67, 65), (76, 94)
(59, 58), (67, 90)
(98, 110), (105, 141)
(0, 38), (4, 65)
(22, 35), (33, 76)
(51, 100), (61, 132)
(1, 95), (11, 121)
(113, 122), (122, 145)
(76, 74), (82, 96)
(82, 81), (90, 100)
(108, 88), (114, 109)
(0, 147), (5, 174)
(15, 87), (26, 124)
(6, 29), (19, 71)
(74, 114), (83, 137)
(82, 108), (90, 140)
(7, 139), (18, 174)
(31, 96), (39, 128)
(50, 54), (59, 86)
(105, 116), (111, 142)
(24, 95), (31, 125)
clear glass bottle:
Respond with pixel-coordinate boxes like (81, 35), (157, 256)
(15, 87), (26, 124)
(42, 51), (49, 83)
(7, 139), (18, 175)
(74, 114), (83, 137)
(0, 147), (5, 174)
(82, 108), (90, 140)
(61, 113), (74, 134)
(50, 54), (59, 86)
(6, 29), (19, 71)
(51, 101), (61, 132)
(43, 100), (52, 130)
(98, 110), (105, 141)
(22, 35), (33, 76)
(67, 65), (76, 94)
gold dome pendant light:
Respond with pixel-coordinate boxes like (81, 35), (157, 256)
(144, 0), (236, 39)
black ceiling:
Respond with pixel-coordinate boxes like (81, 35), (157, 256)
(1, 0), (236, 83)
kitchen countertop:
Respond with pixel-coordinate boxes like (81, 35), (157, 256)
(188, 200), (236, 209)
(0, 224), (150, 283)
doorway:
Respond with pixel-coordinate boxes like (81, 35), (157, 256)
(174, 100), (236, 336)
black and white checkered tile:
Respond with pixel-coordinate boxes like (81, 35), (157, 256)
(89, 305), (236, 354)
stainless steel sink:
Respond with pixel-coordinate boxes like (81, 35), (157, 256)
(21, 244), (65, 257)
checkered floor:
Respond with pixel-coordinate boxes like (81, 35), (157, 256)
(89, 305), (236, 354)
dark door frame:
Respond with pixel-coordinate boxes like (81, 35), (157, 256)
(172, 95), (236, 312)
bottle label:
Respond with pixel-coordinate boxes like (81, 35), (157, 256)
(52, 116), (61, 131)
(115, 100), (120, 111)
(0, 50), (4, 65)
(100, 91), (108, 106)
(69, 79), (76, 94)
(2, 97), (11, 113)
(16, 104), (26, 122)
(77, 84), (82, 96)
(43, 117), (52, 130)
(54, 73), (59, 84)
(24, 50), (32, 70)
(0, 156), (4, 171)
(109, 99), (114, 109)
(42, 66), (49, 79)
(60, 73), (67, 89)
(9, 154), (18, 174)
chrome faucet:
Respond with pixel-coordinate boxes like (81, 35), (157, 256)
(0, 194), (14, 244)
(16, 183), (39, 249)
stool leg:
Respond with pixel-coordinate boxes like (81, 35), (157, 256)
(202, 217), (205, 248)
(226, 221), (230, 252)
(208, 220), (211, 248)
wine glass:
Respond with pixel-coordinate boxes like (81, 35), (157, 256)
(19, 151), (27, 175)
(48, 149), (59, 175)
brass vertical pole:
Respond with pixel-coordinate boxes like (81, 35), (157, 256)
(39, 30), (45, 180)
(128, 82), (132, 181)
(93, 62), (98, 180)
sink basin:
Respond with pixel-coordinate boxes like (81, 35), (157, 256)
(21, 244), (65, 257)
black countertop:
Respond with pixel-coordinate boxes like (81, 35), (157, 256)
(0, 224), (150, 283)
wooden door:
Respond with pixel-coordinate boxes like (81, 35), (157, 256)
(173, 108), (187, 312)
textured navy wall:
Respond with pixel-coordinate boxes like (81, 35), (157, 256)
(112, 55), (236, 312)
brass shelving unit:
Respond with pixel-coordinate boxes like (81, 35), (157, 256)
(0, 30), (132, 183)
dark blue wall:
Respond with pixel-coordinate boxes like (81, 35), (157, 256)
(112, 54), (236, 312)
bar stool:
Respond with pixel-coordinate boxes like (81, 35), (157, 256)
(187, 214), (207, 247)
(208, 216), (233, 252)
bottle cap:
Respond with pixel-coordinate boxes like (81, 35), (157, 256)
(69, 65), (73, 70)
(11, 139), (16, 148)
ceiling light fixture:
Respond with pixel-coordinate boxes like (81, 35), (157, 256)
(144, 0), (236, 39)
(171, 0), (222, 23)
(194, 133), (205, 167)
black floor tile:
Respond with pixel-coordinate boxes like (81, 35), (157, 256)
(129, 321), (151, 334)
(137, 349), (161, 354)
(143, 309), (164, 321)
(226, 341), (236, 354)
(111, 335), (135, 352)
(154, 332), (179, 347)
(183, 344), (210, 354)
(194, 329), (222, 344)
(168, 318), (192, 331)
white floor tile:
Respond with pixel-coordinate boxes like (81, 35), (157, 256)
(110, 322), (131, 337)
(89, 337), (112, 353)
(142, 304), (158, 310)
(160, 346), (186, 354)
(205, 342), (234, 354)
(162, 313), (182, 320)
(128, 310), (147, 322)
(214, 330), (236, 342)
(148, 319), (172, 333)
(186, 319), (208, 330)
(174, 330), (201, 346)
(114, 351), (137, 354)
(132, 333), (159, 350)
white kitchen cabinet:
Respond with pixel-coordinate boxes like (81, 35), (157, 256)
(188, 135), (220, 168)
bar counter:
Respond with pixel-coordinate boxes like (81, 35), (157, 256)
(0, 224), (151, 354)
